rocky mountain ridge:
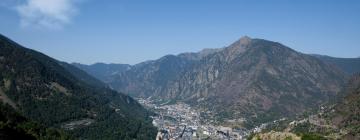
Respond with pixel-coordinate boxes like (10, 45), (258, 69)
(75, 36), (348, 125)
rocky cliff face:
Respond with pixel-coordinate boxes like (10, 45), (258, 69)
(162, 37), (346, 121)
(76, 37), (347, 123)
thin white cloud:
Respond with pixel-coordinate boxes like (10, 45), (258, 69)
(16, 0), (78, 29)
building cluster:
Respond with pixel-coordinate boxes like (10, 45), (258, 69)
(137, 98), (282, 140)
(138, 98), (252, 139)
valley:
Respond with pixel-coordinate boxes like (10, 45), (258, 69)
(72, 36), (360, 140)
(138, 97), (288, 140)
(75, 37), (354, 130)
(1, 1), (359, 139)
(1, 33), (359, 140)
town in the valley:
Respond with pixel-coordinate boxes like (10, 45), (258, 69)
(136, 98), (278, 140)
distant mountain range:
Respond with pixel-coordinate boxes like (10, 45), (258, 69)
(0, 34), (156, 140)
(72, 63), (131, 83)
(311, 54), (360, 75)
(74, 36), (354, 126)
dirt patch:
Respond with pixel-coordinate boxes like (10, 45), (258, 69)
(50, 82), (71, 96)
(61, 118), (95, 130)
(3, 79), (11, 90)
(254, 131), (301, 140)
(0, 88), (17, 109)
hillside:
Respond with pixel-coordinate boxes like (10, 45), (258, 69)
(329, 74), (360, 139)
(72, 63), (131, 83)
(251, 74), (360, 140)
(312, 54), (360, 75)
(0, 103), (73, 140)
(76, 36), (347, 127)
(0, 34), (157, 140)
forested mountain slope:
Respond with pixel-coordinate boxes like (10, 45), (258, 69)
(0, 34), (157, 140)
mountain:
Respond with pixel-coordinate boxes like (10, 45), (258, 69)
(0, 34), (157, 140)
(312, 54), (360, 75)
(74, 49), (224, 98)
(0, 103), (73, 140)
(72, 63), (131, 83)
(253, 74), (360, 140)
(59, 62), (107, 89)
(329, 73), (360, 139)
(76, 36), (347, 126)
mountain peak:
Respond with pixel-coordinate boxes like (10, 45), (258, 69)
(223, 36), (253, 60)
(229, 36), (252, 48)
(239, 35), (251, 44)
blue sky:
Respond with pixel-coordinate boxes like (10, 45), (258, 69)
(0, 0), (359, 64)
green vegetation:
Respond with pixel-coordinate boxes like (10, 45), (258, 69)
(0, 34), (157, 139)
(0, 103), (73, 140)
(300, 133), (326, 140)
(284, 136), (293, 140)
(246, 132), (256, 140)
